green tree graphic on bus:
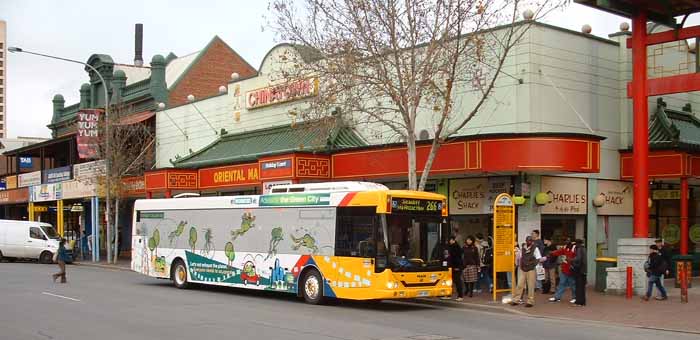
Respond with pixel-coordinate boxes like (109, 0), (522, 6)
(188, 227), (197, 253)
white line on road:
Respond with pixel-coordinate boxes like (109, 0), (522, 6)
(41, 292), (81, 302)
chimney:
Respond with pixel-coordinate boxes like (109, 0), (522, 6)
(134, 23), (144, 66)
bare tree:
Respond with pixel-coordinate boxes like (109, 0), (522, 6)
(96, 103), (154, 263)
(269, 0), (568, 190)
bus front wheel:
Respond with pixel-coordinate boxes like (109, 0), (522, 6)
(172, 260), (189, 289)
(302, 269), (324, 305)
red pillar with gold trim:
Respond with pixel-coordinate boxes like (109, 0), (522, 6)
(632, 11), (649, 238)
(681, 177), (689, 255)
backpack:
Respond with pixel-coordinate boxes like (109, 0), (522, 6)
(481, 247), (493, 266)
(520, 247), (538, 272)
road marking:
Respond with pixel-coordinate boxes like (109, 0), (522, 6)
(41, 292), (81, 302)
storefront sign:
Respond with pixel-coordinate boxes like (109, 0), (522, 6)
(30, 183), (63, 202)
(540, 176), (587, 215)
(18, 171), (42, 188)
(263, 180), (293, 194)
(77, 109), (101, 159)
(73, 160), (106, 180)
(486, 177), (511, 214)
(246, 78), (318, 109)
(689, 224), (700, 244)
(262, 159), (291, 170)
(19, 156), (33, 169)
(62, 179), (98, 199)
(390, 198), (442, 215)
(0, 188), (29, 204)
(449, 178), (488, 215)
(596, 180), (633, 216)
(492, 193), (515, 299)
(33, 205), (48, 212)
(6, 175), (17, 189)
(652, 190), (681, 200)
(121, 177), (146, 196)
(662, 224), (680, 244)
(199, 164), (260, 189)
(43, 165), (72, 184)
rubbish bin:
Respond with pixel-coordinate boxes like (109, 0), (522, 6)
(595, 257), (618, 292)
(673, 255), (693, 288)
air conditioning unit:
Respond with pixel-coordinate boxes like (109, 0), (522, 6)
(418, 129), (432, 140)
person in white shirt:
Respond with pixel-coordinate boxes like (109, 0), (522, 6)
(509, 236), (543, 307)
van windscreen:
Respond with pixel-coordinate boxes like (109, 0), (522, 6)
(41, 225), (60, 239)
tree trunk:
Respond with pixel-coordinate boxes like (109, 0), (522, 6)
(406, 133), (418, 190)
(418, 139), (442, 191)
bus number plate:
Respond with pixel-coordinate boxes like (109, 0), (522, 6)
(418, 290), (430, 297)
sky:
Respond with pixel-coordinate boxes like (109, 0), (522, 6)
(0, 0), (694, 139)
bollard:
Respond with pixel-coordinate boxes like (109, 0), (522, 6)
(680, 263), (689, 303)
(626, 266), (633, 299)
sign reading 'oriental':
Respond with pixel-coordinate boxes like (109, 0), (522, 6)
(246, 78), (318, 109)
(77, 109), (101, 159)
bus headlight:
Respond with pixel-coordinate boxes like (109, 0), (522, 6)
(386, 282), (399, 289)
(444, 279), (452, 287)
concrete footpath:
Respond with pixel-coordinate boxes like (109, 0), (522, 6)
(73, 260), (131, 271)
(415, 279), (700, 334)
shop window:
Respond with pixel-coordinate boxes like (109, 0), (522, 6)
(335, 207), (378, 257)
(29, 227), (46, 240)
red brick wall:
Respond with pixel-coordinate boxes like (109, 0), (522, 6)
(168, 37), (256, 107)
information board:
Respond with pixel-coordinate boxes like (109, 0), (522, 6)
(492, 193), (515, 301)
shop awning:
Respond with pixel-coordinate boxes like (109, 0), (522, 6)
(172, 120), (367, 169)
(115, 110), (155, 126)
(648, 98), (700, 152)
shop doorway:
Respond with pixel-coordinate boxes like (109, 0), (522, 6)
(541, 215), (585, 245)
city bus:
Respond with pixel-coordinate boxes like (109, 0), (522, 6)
(131, 182), (452, 304)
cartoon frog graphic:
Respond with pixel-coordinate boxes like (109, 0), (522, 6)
(168, 221), (187, 245)
(290, 233), (319, 254)
(241, 261), (259, 285)
(265, 227), (284, 260)
(231, 212), (256, 240)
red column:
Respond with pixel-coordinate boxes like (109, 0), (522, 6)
(632, 11), (649, 238)
(681, 177), (689, 255)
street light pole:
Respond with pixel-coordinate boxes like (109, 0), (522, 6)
(10, 47), (113, 263)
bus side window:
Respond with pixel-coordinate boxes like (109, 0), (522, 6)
(335, 207), (376, 258)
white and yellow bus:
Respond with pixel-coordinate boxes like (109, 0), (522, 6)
(131, 182), (452, 304)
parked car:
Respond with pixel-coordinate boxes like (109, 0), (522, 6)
(0, 219), (61, 264)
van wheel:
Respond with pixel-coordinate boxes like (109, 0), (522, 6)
(40, 251), (53, 264)
(301, 269), (325, 305)
(0, 251), (4, 262)
(171, 260), (189, 289)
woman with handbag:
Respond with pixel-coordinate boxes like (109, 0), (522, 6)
(462, 236), (480, 297)
(52, 238), (69, 283)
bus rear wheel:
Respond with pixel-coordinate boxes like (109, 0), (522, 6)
(172, 260), (189, 289)
(302, 269), (324, 305)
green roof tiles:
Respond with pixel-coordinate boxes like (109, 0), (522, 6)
(172, 120), (366, 169)
(649, 98), (700, 152)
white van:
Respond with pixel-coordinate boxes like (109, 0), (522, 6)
(0, 219), (60, 263)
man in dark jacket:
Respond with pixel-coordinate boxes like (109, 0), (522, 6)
(642, 245), (669, 301)
(510, 236), (542, 307)
(571, 239), (587, 306)
(655, 239), (672, 279)
(445, 236), (465, 301)
(541, 237), (557, 294)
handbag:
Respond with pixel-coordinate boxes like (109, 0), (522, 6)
(536, 264), (545, 281)
(52, 251), (58, 263)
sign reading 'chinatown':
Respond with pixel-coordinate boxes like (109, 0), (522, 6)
(246, 78), (318, 109)
(540, 176), (587, 215)
(77, 109), (101, 159)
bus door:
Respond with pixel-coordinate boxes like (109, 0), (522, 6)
(334, 207), (379, 289)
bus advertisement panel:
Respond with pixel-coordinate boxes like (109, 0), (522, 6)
(132, 182), (451, 304)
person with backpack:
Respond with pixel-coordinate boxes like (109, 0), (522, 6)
(541, 236), (558, 294)
(654, 239), (672, 279)
(509, 236), (543, 307)
(642, 245), (668, 301)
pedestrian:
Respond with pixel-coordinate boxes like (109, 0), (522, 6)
(642, 245), (669, 301)
(52, 238), (69, 284)
(510, 236), (542, 307)
(570, 239), (587, 306)
(654, 239), (672, 280)
(542, 236), (558, 294)
(548, 242), (576, 303)
(481, 237), (494, 293)
(462, 236), (480, 297)
(531, 230), (545, 291)
(444, 235), (465, 301)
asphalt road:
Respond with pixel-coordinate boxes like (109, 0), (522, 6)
(0, 263), (691, 340)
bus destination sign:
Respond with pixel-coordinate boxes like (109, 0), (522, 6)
(391, 198), (442, 214)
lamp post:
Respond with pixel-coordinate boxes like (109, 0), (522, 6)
(10, 47), (113, 263)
